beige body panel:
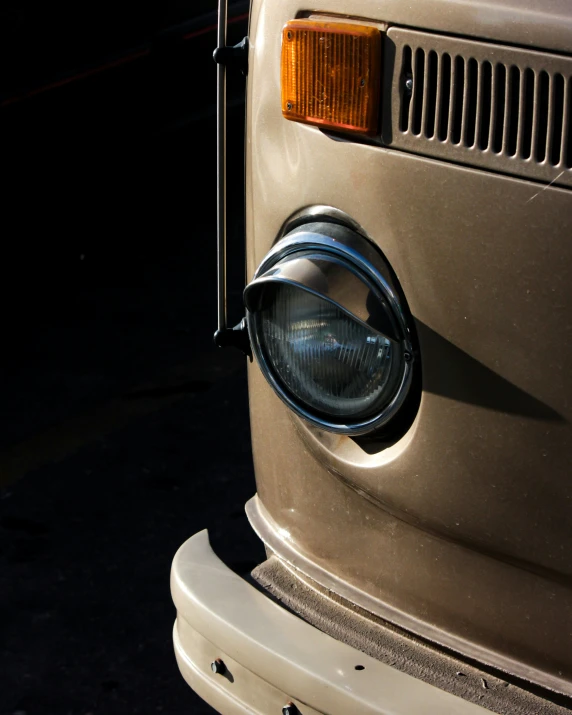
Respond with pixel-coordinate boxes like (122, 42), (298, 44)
(246, 0), (572, 696)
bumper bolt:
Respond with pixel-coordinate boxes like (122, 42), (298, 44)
(282, 703), (298, 715)
(211, 658), (226, 675)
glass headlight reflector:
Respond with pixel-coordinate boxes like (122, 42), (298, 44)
(258, 283), (402, 419)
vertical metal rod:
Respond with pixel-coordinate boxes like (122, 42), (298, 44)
(217, 0), (228, 332)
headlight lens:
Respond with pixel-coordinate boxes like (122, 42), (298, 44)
(258, 283), (402, 419)
(245, 221), (415, 435)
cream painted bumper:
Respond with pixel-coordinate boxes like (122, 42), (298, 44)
(171, 529), (490, 715)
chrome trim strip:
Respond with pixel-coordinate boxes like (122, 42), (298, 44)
(216, 0), (228, 332)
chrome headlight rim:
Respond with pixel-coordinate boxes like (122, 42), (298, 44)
(245, 227), (415, 436)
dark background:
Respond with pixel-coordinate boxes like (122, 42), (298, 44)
(0, 3), (262, 713)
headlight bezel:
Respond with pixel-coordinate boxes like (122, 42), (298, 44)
(245, 221), (415, 436)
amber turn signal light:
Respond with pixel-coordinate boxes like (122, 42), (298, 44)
(281, 19), (381, 135)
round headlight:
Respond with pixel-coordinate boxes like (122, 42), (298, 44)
(244, 221), (415, 435)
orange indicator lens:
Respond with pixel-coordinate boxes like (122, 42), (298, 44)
(281, 20), (381, 135)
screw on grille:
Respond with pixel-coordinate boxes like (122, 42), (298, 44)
(211, 658), (226, 675)
(405, 77), (413, 94)
(282, 703), (299, 715)
(286, 102), (293, 111)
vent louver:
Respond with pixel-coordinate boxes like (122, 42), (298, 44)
(384, 28), (572, 188)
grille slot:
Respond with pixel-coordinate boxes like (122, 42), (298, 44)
(384, 28), (572, 188)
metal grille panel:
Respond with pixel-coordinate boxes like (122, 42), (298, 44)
(383, 27), (572, 188)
